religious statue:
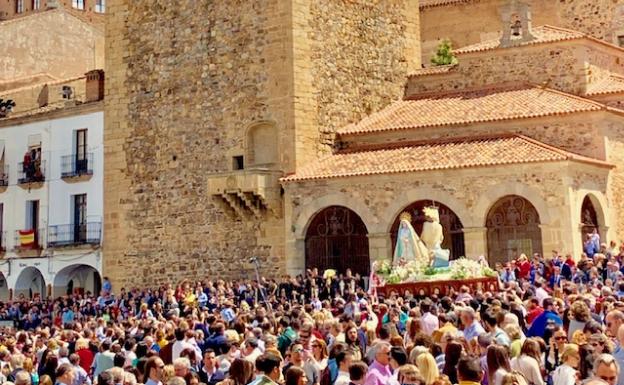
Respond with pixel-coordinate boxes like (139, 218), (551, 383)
(421, 206), (451, 268)
(393, 212), (429, 265)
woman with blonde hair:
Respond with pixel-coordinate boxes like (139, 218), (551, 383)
(397, 364), (424, 385)
(504, 324), (524, 358)
(551, 344), (580, 385)
(409, 346), (428, 365)
(416, 352), (440, 385)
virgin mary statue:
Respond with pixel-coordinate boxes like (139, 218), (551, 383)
(393, 212), (430, 264)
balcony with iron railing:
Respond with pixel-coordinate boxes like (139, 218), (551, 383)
(13, 228), (45, 253)
(61, 153), (94, 179)
(0, 165), (7, 187)
(47, 222), (102, 247)
(17, 160), (46, 185)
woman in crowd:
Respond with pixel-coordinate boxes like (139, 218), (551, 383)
(510, 338), (545, 385)
(310, 338), (328, 372)
(487, 345), (512, 385)
(551, 344), (580, 385)
(416, 352), (440, 385)
(442, 341), (463, 385)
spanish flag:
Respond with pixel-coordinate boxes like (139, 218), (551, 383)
(19, 230), (35, 247)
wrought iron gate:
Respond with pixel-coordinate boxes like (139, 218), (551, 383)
(486, 195), (542, 266)
(305, 206), (370, 276)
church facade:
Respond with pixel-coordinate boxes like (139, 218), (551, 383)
(284, 6), (624, 272)
(104, 0), (624, 288)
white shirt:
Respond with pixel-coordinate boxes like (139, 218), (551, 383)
(244, 348), (263, 364)
(511, 355), (545, 385)
(172, 340), (193, 361)
(334, 370), (350, 385)
(421, 312), (439, 335)
(536, 287), (550, 306)
(552, 364), (576, 385)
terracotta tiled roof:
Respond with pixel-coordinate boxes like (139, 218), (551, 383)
(407, 64), (458, 78)
(338, 85), (604, 136)
(586, 74), (624, 96)
(281, 135), (611, 182)
(420, 0), (474, 9)
(454, 25), (615, 55)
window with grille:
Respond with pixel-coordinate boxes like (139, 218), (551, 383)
(32, 0), (40, 10)
(16, 0), (24, 13)
(72, 0), (85, 10)
(95, 0), (105, 13)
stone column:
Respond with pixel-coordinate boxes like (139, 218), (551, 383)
(368, 232), (392, 263)
(286, 237), (306, 276)
(539, 223), (567, 257)
(462, 227), (487, 259)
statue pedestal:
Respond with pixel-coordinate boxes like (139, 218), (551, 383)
(377, 276), (499, 297)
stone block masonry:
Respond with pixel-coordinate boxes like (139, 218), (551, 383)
(103, 0), (420, 290)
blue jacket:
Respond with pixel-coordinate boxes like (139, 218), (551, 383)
(527, 310), (562, 337)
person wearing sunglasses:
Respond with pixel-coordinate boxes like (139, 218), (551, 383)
(144, 357), (165, 385)
(546, 329), (568, 372)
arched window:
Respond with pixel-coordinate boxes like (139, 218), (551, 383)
(581, 195), (604, 247)
(486, 195), (542, 265)
(246, 122), (278, 169)
(305, 206), (370, 276)
(390, 200), (465, 260)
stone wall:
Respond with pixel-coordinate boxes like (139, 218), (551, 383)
(0, 76), (87, 115)
(0, 9), (104, 87)
(604, 115), (624, 242)
(406, 41), (624, 98)
(406, 42), (610, 97)
(308, 0), (420, 152)
(420, 0), (624, 65)
(342, 113), (608, 161)
(103, 0), (420, 289)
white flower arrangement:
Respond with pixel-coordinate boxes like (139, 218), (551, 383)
(376, 257), (492, 284)
(449, 258), (483, 279)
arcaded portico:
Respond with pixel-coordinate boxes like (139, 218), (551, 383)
(282, 135), (613, 275)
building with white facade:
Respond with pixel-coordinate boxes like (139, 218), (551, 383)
(0, 71), (104, 300)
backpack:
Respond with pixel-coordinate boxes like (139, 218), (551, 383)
(319, 365), (332, 385)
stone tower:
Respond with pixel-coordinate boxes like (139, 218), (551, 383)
(104, 0), (421, 289)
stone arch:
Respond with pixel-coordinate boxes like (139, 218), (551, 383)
(304, 206), (370, 276)
(579, 192), (608, 246)
(14, 266), (46, 299)
(474, 184), (552, 227)
(245, 121), (279, 169)
(486, 195), (542, 266)
(380, 187), (473, 231)
(293, 193), (378, 239)
(390, 200), (465, 260)
(53, 264), (102, 297)
(0, 273), (9, 302)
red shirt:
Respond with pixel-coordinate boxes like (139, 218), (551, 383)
(518, 261), (531, 279)
(76, 348), (94, 374)
(526, 307), (544, 325)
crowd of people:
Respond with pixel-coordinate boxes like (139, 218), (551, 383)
(0, 246), (624, 385)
